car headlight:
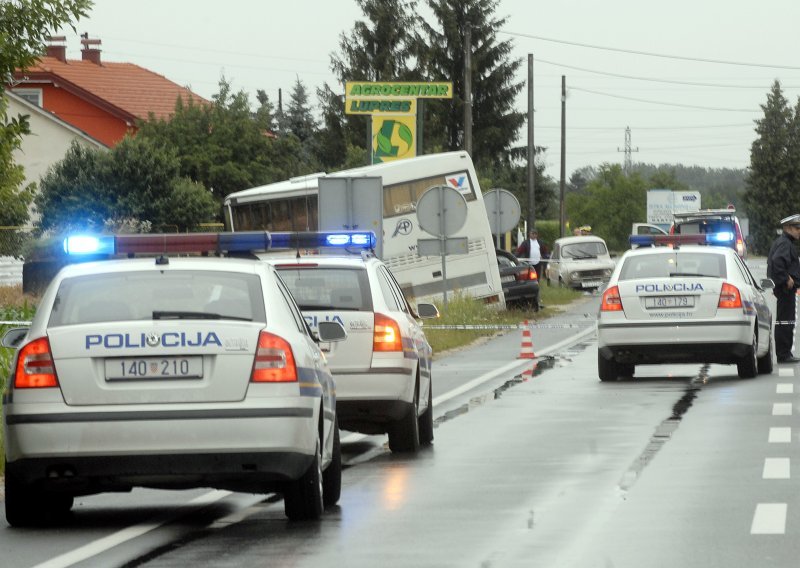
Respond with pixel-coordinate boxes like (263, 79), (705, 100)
(569, 272), (580, 281)
(603, 269), (612, 277)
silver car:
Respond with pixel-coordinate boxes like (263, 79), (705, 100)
(597, 243), (773, 381)
(545, 235), (615, 290)
(3, 237), (346, 526)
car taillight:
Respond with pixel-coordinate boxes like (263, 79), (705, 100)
(373, 313), (402, 352)
(15, 337), (58, 388)
(600, 285), (623, 312)
(516, 267), (538, 281)
(251, 331), (297, 382)
(718, 283), (743, 309)
(736, 239), (745, 257)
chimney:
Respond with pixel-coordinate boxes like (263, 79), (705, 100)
(46, 35), (67, 62)
(80, 33), (102, 65)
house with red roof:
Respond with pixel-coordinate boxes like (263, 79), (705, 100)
(9, 35), (207, 147)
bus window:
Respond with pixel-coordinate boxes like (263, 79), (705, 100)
(309, 195), (319, 229)
(290, 197), (309, 231)
(271, 200), (291, 231)
(383, 173), (476, 218)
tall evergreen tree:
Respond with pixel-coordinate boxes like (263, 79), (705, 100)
(418, 0), (524, 166)
(314, 85), (348, 170)
(329, 0), (419, 154)
(285, 77), (317, 143)
(744, 80), (796, 254)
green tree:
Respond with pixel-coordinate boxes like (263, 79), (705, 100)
(36, 137), (216, 233)
(566, 164), (648, 251)
(744, 80), (796, 254)
(285, 77), (317, 143)
(0, 96), (34, 228)
(138, 77), (313, 204)
(0, 0), (92, 230)
(314, 85), (348, 170)
(418, 0), (524, 165)
(329, 0), (420, 155)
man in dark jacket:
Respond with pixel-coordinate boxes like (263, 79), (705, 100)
(767, 214), (800, 363)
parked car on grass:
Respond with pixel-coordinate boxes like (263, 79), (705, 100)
(495, 249), (540, 310)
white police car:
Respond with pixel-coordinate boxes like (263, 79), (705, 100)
(2, 232), (349, 526)
(597, 235), (774, 381)
(264, 252), (438, 453)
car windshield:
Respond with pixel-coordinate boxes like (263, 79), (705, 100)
(49, 270), (265, 325)
(618, 252), (727, 281)
(277, 267), (373, 311)
(562, 241), (607, 259)
(674, 219), (736, 237)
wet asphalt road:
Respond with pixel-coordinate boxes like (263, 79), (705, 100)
(6, 260), (800, 567)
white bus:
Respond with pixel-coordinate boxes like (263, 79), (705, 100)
(223, 151), (506, 307)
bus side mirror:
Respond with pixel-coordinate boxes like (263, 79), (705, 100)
(416, 303), (439, 319)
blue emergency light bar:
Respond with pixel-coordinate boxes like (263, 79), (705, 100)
(63, 231), (377, 257)
(629, 233), (715, 248)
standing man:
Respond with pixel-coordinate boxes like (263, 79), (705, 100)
(516, 229), (543, 279)
(767, 214), (800, 363)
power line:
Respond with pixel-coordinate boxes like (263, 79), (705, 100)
(535, 58), (795, 89)
(570, 87), (758, 112)
(502, 30), (800, 70)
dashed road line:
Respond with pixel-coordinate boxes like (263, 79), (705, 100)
(751, 503), (787, 534)
(773, 402), (793, 416)
(769, 427), (792, 443)
(777, 383), (794, 394)
(778, 368), (795, 377)
(763, 458), (791, 479)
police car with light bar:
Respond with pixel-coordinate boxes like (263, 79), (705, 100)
(263, 250), (439, 453)
(1, 231), (362, 526)
(597, 234), (774, 381)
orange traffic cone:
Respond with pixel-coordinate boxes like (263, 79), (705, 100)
(518, 320), (536, 359)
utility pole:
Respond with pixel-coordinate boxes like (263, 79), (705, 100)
(464, 23), (473, 156)
(617, 126), (639, 175)
(527, 54), (535, 234)
(559, 75), (566, 238)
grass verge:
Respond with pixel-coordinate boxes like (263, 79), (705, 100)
(425, 284), (584, 355)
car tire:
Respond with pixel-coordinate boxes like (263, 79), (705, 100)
(737, 333), (759, 379)
(4, 463), (73, 527)
(598, 352), (621, 382)
(388, 385), (420, 453)
(284, 436), (324, 521)
(322, 418), (342, 508)
(757, 330), (774, 375)
(418, 379), (434, 446)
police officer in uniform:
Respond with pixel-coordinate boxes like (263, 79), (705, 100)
(767, 214), (800, 363)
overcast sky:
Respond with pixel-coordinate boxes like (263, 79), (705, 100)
(56, 0), (800, 177)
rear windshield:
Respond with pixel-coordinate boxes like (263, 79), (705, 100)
(49, 271), (266, 326)
(618, 252), (727, 281)
(674, 219), (736, 237)
(276, 267), (372, 311)
(562, 241), (607, 259)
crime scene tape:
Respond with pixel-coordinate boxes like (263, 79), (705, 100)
(0, 321), (31, 326)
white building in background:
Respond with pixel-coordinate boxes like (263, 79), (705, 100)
(7, 90), (107, 226)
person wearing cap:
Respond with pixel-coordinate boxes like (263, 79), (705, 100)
(767, 214), (800, 363)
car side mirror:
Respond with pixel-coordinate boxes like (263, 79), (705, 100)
(760, 278), (775, 290)
(1, 328), (28, 349)
(317, 321), (347, 342)
(416, 303), (440, 319)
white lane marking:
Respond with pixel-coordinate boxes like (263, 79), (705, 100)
(432, 324), (597, 407)
(779, 368), (795, 377)
(777, 383), (794, 394)
(31, 490), (231, 568)
(344, 325), (597, 445)
(769, 427), (792, 443)
(751, 503), (787, 534)
(773, 403), (793, 416)
(763, 458), (791, 479)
